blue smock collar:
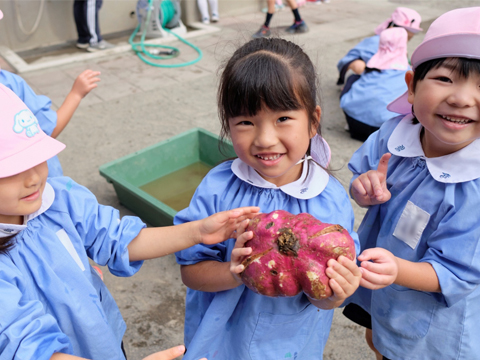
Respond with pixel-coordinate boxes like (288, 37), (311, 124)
(388, 114), (480, 183)
(231, 156), (330, 199)
(0, 182), (55, 237)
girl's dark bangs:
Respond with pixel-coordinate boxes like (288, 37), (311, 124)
(416, 57), (480, 82)
(223, 54), (302, 118)
(442, 57), (480, 78)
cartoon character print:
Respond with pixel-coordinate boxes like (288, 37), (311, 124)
(13, 109), (40, 137)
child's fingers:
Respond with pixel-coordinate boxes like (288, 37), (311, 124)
(327, 257), (361, 293)
(376, 153), (391, 178)
(227, 206), (260, 219)
(328, 278), (345, 298)
(235, 231), (253, 248)
(231, 263), (245, 274)
(236, 219), (250, 237)
(232, 246), (252, 259)
(359, 266), (393, 288)
(367, 172), (384, 198)
(357, 175), (375, 198)
(351, 178), (368, 197)
(337, 256), (362, 277)
(359, 276), (383, 290)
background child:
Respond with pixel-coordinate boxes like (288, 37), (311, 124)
(336, 7), (421, 85)
(197, 0), (219, 24)
(174, 38), (361, 360)
(340, 27), (409, 141)
(345, 7), (480, 360)
(0, 83), (258, 360)
(0, 67), (100, 177)
(252, 0), (308, 38)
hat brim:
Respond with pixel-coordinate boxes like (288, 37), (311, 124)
(0, 10), (3, 20)
(0, 135), (65, 178)
(412, 33), (480, 69)
(387, 91), (411, 115)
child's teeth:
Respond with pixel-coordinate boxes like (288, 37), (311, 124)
(441, 115), (471, 124)
(258, 154), (280, 160)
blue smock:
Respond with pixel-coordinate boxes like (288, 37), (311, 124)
(0, 177), (145, 360)
(348, 116), (480, 359)
(337, 35), (380, 74)
(175, 160), (360, 360)
(340, 69), (408, 128)
(0, 69), (62, 177)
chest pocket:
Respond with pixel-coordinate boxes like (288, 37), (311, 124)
(249, 304), (321, 360)
(393, 201), (430, 249)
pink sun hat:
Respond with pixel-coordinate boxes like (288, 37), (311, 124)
(0, 84), (65, 178)
(375, 7), (423, 35)
(367, 27), (409, 71)
(387, 7), (480, 115)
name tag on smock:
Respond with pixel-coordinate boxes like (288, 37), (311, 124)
(393, 201), (430, 249)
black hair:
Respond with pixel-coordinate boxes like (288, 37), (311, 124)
(217, 38), (321, 143)
(0, 237), (16, 255)
(411, 57), (480, 123)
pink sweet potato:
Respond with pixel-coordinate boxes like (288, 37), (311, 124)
(241, 210), (355, 299)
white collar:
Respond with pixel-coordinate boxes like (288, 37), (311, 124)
(387, 115), (480, 183)
(0, 182), (55, 238)
(231, 156), (330, 199)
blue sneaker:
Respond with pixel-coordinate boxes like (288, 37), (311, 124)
(252, 25), (271, 38)
(285, 20), (309, 34)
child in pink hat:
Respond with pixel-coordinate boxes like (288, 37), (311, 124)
(344, 7), (480, 360)
(337, 7), (422, 85)
(0, 83), (258, 360)
(340, 27), (409, 141)
(0, 5), (100, 177)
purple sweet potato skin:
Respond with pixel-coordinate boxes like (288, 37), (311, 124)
(241, 210), (355, 299)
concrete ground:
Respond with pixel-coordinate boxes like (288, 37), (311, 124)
(5, 0), (478, 358)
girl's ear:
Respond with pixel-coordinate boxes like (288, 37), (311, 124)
(310, 105), (321, 138)
(405, 70), (415, 105)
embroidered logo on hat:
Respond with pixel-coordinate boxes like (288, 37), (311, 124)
(13, 109), (40, 138)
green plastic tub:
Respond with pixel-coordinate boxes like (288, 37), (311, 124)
(99, 128), (236, 227)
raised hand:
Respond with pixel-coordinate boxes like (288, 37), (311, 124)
(198, 207), (260, 245)
(71, 69), (101, 98)
(351, 153), (391, 207)
(357, 247), (398, 290)
(230, 219), (253, 284)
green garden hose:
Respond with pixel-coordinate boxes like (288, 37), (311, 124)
(129, 0), (203, 67)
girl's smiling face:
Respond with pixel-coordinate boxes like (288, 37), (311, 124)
(407, 61), (480, 157)
(0, 162), (48, 225)
(229, 106), (320, 187)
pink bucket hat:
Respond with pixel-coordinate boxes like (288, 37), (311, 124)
(375, 7), (423, 35)
(0, 84), (65, 178)
(367, 27), (409, 71)
(388, 7), (480, 114)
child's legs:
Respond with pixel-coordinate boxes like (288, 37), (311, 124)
(266, 0), (276, 15)
(208, 0), (218, 16)
(93, 0), (103, 43)
(285, 0), (298, 10)
(197, 0), (210, 19)
(73, 0), (91, 44)
(365, 329), (384, 360)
